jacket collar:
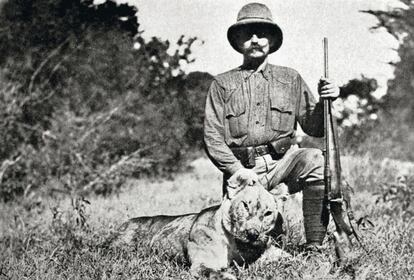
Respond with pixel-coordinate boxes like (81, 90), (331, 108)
(239, 62), (270, 81)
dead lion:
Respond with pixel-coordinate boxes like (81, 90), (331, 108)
(110, 169), (288, 279)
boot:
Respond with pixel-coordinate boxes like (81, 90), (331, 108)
(302, 181), (329, 246)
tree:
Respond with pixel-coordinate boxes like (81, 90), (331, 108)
(337, 0), (414, 161)
(362, 0), (414, 125)
(0, 0), (203, 201)
(0, 0), (141, 158)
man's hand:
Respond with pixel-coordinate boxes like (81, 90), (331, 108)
(228, 168), (258, 189)
(318, 78), (340, 99)
(226, 168), (259, 199)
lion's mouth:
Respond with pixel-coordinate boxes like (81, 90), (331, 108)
(235, 234), (269, 247)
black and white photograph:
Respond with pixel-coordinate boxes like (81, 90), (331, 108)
(0, 0), (413, 279)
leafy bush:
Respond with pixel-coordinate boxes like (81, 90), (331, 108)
(0, 0), (209, 201)
(363, 0), (414, 124)
(374, 174), (413, 219)
(343, 1), (414, 160)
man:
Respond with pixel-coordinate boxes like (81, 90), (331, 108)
(204, 3), (340, 248)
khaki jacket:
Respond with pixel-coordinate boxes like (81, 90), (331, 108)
(204, 64), (324, 175)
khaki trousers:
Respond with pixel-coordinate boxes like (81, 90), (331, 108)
(223, 145), (327, 244)
(223, 145), (324, 194)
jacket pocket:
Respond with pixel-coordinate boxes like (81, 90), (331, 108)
(225, 87), (248, 138)
(270, 83), (295, 132)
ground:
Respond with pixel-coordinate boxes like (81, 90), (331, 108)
(0, 155), (413, 279)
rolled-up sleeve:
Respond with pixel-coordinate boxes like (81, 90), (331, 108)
(296, 74), (324, 137)
(203, 80), (243, 175)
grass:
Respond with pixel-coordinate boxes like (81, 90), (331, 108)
(0, 155), (413, 279)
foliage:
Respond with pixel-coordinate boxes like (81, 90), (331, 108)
(338, 1), (414, 159)
(336, 76), (380, 127)
(375, 177), (413, 218)
(363, 0), (414, 125)
(299, 76), (380, 150)
(0, 156), (413, 279)
(0, 0), (206, 201)
(181, 71), (213, 147)
(341, 119), (414, 161)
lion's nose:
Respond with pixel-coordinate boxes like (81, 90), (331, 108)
(246, 229), (259, 241)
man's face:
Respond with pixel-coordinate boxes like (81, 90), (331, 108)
(237, 27), (271, 59)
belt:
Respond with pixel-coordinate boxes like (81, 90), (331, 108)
(230, 137), (293, 168)
(230, 143), (271, 160)
(230, 144), (269, 169)
(252, 144), (271, 157)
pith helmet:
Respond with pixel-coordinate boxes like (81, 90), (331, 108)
(227, 3), (283, 54)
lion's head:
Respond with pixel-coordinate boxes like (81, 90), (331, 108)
(221, 169), (279, 246)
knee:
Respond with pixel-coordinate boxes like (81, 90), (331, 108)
(302, 148), (324, 168)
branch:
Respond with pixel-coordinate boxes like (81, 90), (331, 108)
(360, 9), (405, 40)
(33, 90), (57, 105)
(28, 38), (70, 95)
(0, 155), (22, 183)
(77, 105), (122, 145)
(80, 145), (156, 193)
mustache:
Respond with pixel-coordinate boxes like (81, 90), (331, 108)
(247, 43), (266, 50)
(248, 46), (265, 52)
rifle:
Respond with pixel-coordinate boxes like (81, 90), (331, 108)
(322, 38), (363, 265)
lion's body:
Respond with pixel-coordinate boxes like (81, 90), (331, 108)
(111, 207), (218, 261)
(110, 169), (288, 278)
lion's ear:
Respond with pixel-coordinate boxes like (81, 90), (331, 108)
(226, 169), (258, 199)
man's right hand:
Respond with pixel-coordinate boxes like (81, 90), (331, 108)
(228, 168), (258, 188)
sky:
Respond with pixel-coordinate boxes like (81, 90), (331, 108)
(118, 0), (402, 97)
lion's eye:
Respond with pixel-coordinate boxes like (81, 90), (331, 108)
(264, 211), (273, 217)
(242, 201), (249, 211)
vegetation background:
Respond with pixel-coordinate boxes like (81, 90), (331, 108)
(0, 0), (413, 279)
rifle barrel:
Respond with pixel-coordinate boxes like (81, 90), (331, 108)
(323, 37), (331, 199)
(324, 37), (329, 79)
